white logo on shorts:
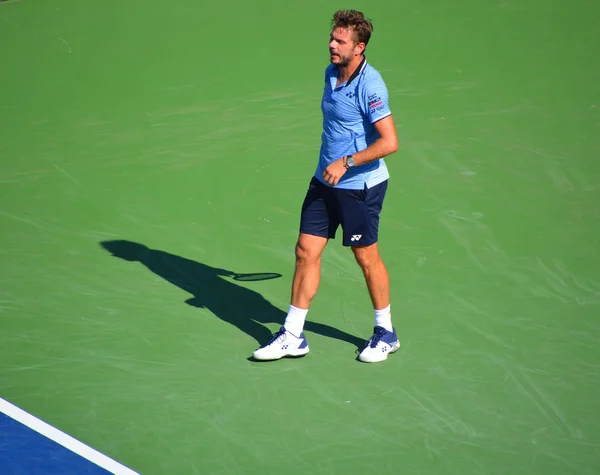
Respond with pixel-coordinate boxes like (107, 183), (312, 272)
(351, 234), (362, 241)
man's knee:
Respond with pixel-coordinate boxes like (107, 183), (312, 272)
(295, 234), (327, 264)
(352, 243), (381, 269)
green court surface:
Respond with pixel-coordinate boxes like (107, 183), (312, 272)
(1, 0), (599, 473)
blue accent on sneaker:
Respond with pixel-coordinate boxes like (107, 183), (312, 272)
(364, 326), (398, 349)
(297, 334), (308, 349)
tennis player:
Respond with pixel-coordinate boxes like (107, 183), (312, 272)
(253, 10), (399, 363)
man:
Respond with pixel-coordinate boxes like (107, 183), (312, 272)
(253, 10), (399, 363)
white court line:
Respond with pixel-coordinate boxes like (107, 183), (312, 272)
(0, 397), (140, 475)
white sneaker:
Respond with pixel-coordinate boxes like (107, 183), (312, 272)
(252, 327), (310, 361)
(358, 326), (400, 363)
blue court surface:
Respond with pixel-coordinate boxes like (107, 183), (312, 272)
(0, 398), (138, 475)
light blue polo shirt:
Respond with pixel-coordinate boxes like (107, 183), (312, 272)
(314, 58), (392, 190)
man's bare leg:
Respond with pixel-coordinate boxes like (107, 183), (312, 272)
(352, 242), (400, 363)
(252, 233), (327, 360)
(291, 233), (329, 309)
(284, 233), (328, 336)
(351, 242), (390, 311)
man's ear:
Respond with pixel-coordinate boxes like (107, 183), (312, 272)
(355, 42), (366, 56)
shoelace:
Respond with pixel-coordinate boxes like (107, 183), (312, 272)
(267, 328), (287, 345)
(367, 326), (387, 349)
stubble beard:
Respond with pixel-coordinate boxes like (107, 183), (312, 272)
(330, 52), (352, 67)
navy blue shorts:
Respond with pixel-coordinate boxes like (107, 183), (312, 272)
(299, 177), (388, 247)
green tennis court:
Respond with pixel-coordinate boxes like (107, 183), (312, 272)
(1, 0), (599, 473)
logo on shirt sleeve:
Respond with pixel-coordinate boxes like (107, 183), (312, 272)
(368, 92), (383, 110)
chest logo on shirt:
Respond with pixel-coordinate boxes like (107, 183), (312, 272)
(345, 91), (356, 99)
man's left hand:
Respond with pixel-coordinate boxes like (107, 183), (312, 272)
(322, 157), (347, 186)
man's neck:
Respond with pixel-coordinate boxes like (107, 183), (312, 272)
(337, 55), (365, 85)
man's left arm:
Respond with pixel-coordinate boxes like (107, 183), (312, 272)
(349, 115), (398, 166)
(322, 115), (398, 186)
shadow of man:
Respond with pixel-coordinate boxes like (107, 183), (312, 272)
(100, 240), (364, 350)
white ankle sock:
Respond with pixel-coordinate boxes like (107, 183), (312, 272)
(374, 305), (393, 332)
(284, 305), (308, 337)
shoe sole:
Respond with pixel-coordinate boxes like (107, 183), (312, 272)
(252, 346), (310, 361)
(357, 340), (400, 363)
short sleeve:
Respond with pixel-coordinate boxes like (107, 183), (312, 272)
(359, 75), (391, 124)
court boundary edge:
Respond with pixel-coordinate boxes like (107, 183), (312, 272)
(0, 396), (140, 475)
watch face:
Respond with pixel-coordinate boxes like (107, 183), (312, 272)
(347, 156), (355, 167)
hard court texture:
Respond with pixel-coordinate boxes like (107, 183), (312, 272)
(1, 0), (599, 474)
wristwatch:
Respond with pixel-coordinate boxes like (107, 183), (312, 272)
(343, 155), (355, 169)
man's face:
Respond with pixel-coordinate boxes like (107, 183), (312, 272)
(329, 27), (361, 66)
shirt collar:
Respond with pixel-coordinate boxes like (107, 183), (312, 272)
(332, 56), (367, 88)
(346, 56), (367, 86)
